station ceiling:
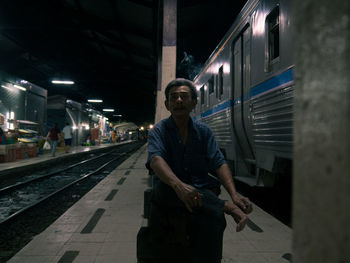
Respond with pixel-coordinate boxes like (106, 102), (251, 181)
(0, 0), (247, 125)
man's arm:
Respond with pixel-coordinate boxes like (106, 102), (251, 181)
(216, 163), (252, 214)
(150, 155), (203, 212)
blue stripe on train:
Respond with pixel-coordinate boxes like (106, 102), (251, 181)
(196, 68), (294, 119)
(250, 68), (294, 98)
(201, 100), (233, 118)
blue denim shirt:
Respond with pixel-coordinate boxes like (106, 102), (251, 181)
(146, 116), (226, 189)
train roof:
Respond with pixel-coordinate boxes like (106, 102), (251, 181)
(193, 0), (259, 83)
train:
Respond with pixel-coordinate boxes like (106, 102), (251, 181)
(192, 0), (293, 187)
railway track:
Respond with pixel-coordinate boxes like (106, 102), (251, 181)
(0, 142), (141, 225)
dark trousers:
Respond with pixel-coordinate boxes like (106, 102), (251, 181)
(151, 182), (226, 263)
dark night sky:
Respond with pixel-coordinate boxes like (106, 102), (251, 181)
(0, 0), (247, 125)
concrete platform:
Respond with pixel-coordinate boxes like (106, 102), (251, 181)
(7, 144), (292, 263)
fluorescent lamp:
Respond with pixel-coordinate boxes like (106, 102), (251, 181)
(51, 80), (74, 85)
(88, 99), (103, 103)
(113, 114), (122, 117)
(103, 109), (114, 112)
(14, 85), (26, 91)
(2, 84), (26, 91)
(1, 85), (11, 91)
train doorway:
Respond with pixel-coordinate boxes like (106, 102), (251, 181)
(231, 24), (256, 184)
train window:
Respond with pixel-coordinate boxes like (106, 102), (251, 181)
(267, 7), (280, 63)
(218, 66), (224, 97)
(200, 85), (204, 105)
(208, 76), (214, 94)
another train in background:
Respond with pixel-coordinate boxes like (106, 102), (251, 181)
(192, 0), (293, 187)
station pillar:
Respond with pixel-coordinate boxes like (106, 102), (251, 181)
(293, 0), (350, 262)
(154, 0), (177, 124)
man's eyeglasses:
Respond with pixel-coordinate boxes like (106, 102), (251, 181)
(169, 92), (191, 101)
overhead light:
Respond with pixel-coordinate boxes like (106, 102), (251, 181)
(13, 85), (27, 91)
(113, 114), (122, 117)
(2, 84), (26, 91)
(88, 99), (103, 103)
(51, 80), (74, 85)
(103, 109), (114, 112)
(1, 85), (11, 91)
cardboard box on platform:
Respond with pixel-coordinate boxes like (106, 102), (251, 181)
(0, 145), (6, 155)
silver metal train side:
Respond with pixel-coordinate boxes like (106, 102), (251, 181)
(192, 0), (294, 187)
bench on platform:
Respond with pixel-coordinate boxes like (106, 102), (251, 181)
(137, 188), (194, 263)
(137, 171), (195, 263)
(137, 171), (222, 263)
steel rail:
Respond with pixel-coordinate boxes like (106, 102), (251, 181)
(0, 150), (115, 195)
(0, 152), (125, 225)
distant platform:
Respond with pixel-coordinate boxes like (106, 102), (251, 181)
(0, 141), (133, 179)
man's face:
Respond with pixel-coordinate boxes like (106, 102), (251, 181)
(165, 85), (197, 118)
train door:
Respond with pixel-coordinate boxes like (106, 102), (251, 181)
(242, 26), (255, 158)
(231, 24), (256, 181)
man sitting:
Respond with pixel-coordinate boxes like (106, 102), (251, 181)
(146, 78), (253, 263)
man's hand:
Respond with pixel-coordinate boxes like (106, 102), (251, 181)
(173, 182), (203, 212)
(150, 156), (203, 212)
(232, 194), (253, 214)
(224, 201), (248, 232)
(216, 163), (253, 214)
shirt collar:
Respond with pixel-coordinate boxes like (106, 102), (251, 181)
(164, 116), (176, 129)
(165, 116), (199, 138)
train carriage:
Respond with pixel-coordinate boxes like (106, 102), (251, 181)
(192, 0), (294, 187)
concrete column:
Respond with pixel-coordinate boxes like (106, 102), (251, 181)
(154, 0), (177, 123)
(293, 1), (350, 262)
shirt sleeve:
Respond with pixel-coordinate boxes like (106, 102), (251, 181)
(206, 127), (226, 173)
(145, 127), (168, 170)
